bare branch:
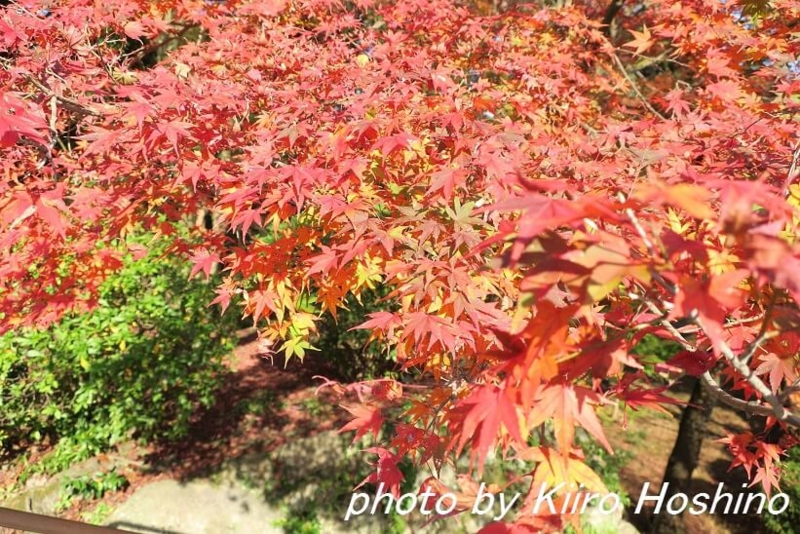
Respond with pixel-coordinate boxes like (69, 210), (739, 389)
(724, 313), (765, 327)
(701, 371), (777, 419)
(23, 74), (102, 117)
(621, 200), (657, 257)
(694, 318), (800, 427)
(638, 296), (695, 351)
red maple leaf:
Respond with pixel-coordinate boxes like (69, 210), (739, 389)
(527, 384), (612, 455)
(755, 352), (798, 394)
(456, 386), (524, 473)
(340, 403), (383, 443)
(189, 248), (220, 280)
(0, 92), (48, 147)
(356, 447), (405, 497)
(667, 350), (717, 377)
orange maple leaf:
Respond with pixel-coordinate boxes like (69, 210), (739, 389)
(624, 26), (654, 55)
(339, 403), (383, 443)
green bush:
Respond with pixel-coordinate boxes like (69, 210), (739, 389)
(764, 446), (800, 534)
(313, 288), (398, 381)
(632, 333), (681, 360)
(0, 233), (237, 471)
(57, 468), (129, 511)
(578, 430), (633, 507)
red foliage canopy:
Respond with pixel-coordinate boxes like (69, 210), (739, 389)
(2, 0), (800, 528)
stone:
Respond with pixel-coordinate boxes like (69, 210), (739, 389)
(103, 479), (284, 534)
(1, 454), (128, 517)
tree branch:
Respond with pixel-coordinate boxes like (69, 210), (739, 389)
(623, 207), (798, 426)
(694, 319), (800, 427)
(610, 52), (667, 120)
(783, 139), (800, 196)
(23, 74), (102, 117)
(638, 295), (695, 351)
(601, 0), (625, 37)
(700, 371), (777, 418)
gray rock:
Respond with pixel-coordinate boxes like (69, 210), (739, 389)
(103, 479), (284, 534)
(2, 454), (128, 517)
(582, 505), (640, 534)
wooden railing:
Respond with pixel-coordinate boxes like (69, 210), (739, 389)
(0, 506), (123, 534)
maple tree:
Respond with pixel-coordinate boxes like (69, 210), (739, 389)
(2, 0), (800, 530)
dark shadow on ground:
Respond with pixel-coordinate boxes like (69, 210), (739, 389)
(142, 332), (349, 482)
(625, 466), (764, 534)
(694, 458), (766, 532)
(136, 331), (384, 533)
(620, 402), (768, 534)
(105, 521), (185, 534)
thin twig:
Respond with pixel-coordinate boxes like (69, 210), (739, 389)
(610, 52), (667, 120)
(619, 196), (657, 257)
(622, 199), (679, 295)
(639, 296), (695, 351)
(724, 313), (765, 327)
(783, 139), (800, 196)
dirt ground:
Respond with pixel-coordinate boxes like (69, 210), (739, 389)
(1, 331), (776, 533)
(0, 328), (352, 527)
(603, 383), (766, 534)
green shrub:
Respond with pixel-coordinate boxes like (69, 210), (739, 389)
(0, 232), (236, 471)
(630, 333), (682, 380)
(632, 333), (682, 362)
(578, 429), (633, 507)
(274, 508), (322, 534)
(313, 288), (398, 381)
(764, 446), (800, 534)
(57, 469), (129, 511)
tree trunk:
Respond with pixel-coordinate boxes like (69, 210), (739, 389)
(651, 377), (716, 534)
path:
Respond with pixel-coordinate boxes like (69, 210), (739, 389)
(100, 431), (385, 534)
